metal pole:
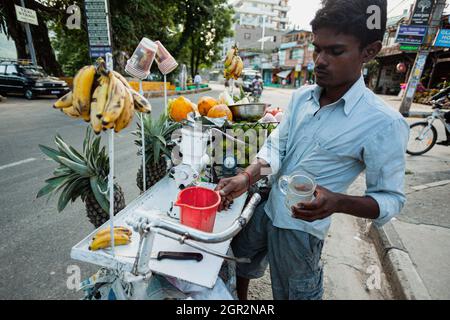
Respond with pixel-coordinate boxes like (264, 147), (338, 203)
(139, 80), (146, 192)
(399, 0), (446, 116)
(164, 74), (168, 117)
(20, 0), (37, 65)
(108, 129), (115, 255)
(105, 52), (115, 255)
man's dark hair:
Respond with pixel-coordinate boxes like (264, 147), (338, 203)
(311, 0), (387, 49)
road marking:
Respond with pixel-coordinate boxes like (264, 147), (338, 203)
(0, 158), (36, 171)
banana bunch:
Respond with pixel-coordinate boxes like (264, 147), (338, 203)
(53, 58), (152, 134)
(89, 226), (133, 251)
(224, 45), (244, 80)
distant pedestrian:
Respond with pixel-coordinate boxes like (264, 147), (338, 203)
(194, 73), (202, 90)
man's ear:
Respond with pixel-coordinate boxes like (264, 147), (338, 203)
(362, 41), (382, 63)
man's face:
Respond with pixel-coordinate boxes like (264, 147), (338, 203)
(312, 28), (366, 88)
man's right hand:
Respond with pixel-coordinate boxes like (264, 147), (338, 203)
(215, 174), (249, 211)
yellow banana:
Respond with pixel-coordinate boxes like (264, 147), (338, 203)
(130, 89), (152, 113)
(89, 232), (131, 251)
(94, 75), (110, 118)
(224, 47), (237, 67)
(233, 57), (244, 79)
(229, 56), (240, 76)
(102, 73), (126, 125)
(114, 87), (134, 133)
(60, 105), (81, 118)
(92, 226), (132, 240)
(90, 87), (103, 134)
(73, 65), (96, 122)
(53, 91), (73, 109)
(112, 70), (132, 89)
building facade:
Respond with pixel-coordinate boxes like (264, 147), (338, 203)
(275, 29), (315, 87)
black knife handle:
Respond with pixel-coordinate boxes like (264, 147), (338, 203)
(157, 251), (203, 262)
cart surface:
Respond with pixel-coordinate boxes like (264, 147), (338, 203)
(71, 175), (248, 288)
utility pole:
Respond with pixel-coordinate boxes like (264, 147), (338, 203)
(20, 0), (37, 65)
(399, 0), (446, 116)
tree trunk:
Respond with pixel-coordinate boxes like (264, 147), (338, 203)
(1, 0), (28, 58)
(0, 0), (63, 75)
(27, 1), (63, 76)
(190, 36), (195, 79)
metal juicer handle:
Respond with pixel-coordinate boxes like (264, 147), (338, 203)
(151, 193), (261, 243)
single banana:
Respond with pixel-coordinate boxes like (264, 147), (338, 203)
(114, 87), (134, 133)
(92, 226), (132, 240)
(224, 47), (236, 67)
(90, 87), (103, 134)
(72, 65), (96, 122)
(233, 57), (244, 79)
(89, 232), (131, 251)
(130, 89), (152, 113)
(94, 75), (110, 118)
(53, 91), (73, 109)
(228, 56), (240, 75)
(102, 73), (126, 125)
(112, 70), (132, 89)
(60, 106), (81, 118)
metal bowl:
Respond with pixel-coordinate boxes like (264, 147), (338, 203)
(228, 103), (271, 122)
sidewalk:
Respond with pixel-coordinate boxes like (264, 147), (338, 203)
(371, 95), (450, 300)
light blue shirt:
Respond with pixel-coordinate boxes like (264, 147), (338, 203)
(257, 76), (410, 240)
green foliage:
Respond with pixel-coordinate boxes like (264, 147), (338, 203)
(48, 0), (233, 77)
(133, 113), (181, 165)
(37, 127), (110, 212)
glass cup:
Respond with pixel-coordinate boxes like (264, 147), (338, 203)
(278, 172), (316, 212)
(125, 37), (158, 79)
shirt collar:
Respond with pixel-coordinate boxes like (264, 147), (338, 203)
(307, 75), (366, 117)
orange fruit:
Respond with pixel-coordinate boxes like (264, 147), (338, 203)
(168, 96), (195, 122)
(198, 96), (219, 116)
(207, 104), (233, 121)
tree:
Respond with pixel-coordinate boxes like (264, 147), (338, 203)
(0, 0), (64, 75)
(171, 0), (234, 78)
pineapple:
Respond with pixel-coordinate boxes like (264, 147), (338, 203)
(133, 113), (181, 192)
(37, 127), (125, 228)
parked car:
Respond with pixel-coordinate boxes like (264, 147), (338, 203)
(0, 60), (70, 100)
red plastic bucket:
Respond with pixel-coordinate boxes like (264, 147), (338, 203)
(175, 187), (221, 233)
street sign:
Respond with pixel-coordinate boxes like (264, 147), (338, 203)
(434, 29), (450, 48)
(395, 25), (428, 45)
(411, 0), (435, 26)
(400, 44), (420, 51)
(84, 0), (112, 58)
(15, 5), (38, 26)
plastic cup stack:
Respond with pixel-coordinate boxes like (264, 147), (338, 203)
(125, 37), (158, 80)
(155, 41), (178, 75)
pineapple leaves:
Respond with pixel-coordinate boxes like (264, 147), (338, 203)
(39, 144), (65, 164)
(57, 156), (92, 176)
(90, 176), (109, 213)
(54, 134), (84, 164)
(38, 126), (112, 214)
(57, 177), (84, 212)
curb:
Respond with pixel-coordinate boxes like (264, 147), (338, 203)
(144, 87), (212, 99)
(369, 222), (432, 300)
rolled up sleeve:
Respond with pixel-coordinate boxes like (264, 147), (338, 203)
(256, 96), (293, 176)
(363, 118), (410, 226)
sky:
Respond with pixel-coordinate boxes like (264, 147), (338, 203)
(287, 0), (420, 30)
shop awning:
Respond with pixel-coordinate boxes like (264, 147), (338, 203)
(276, 69), (292, 79)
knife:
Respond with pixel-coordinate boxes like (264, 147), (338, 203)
(150, 251), (203, 262)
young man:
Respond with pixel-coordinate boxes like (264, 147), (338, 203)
(216, 0), (410, 300)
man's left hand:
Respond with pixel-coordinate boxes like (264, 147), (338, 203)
(291, 185), (341, 222)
